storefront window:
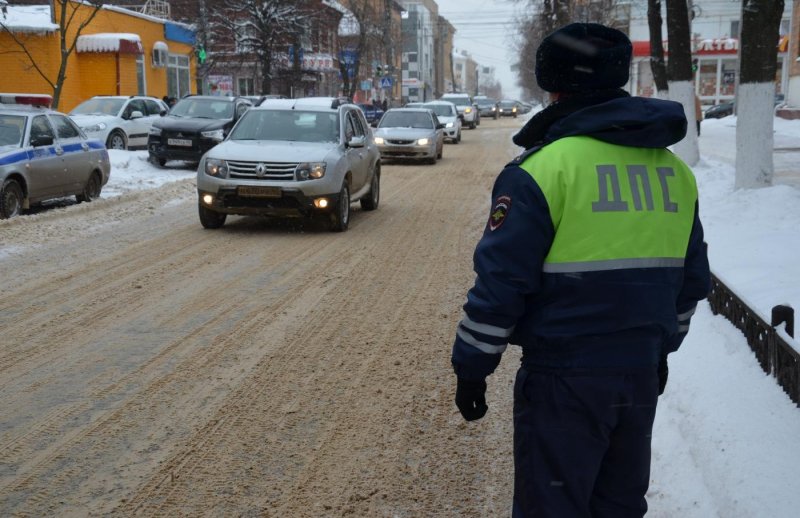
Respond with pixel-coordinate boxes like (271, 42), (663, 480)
(238, 77), (255, 96)
(720, 59), (737, 96)
(136, 55), (146, 96)
(167, 54), (191, 99)
(697, 59), (717, 98)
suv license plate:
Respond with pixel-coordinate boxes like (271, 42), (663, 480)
(238, 186), (281, 198)
(167, 138), (192, 147)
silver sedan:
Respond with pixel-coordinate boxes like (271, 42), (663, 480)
(372, 108), (445, 164)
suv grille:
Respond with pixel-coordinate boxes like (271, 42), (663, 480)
(227, 160), (299, 181)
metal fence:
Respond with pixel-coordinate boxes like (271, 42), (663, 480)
(708, 274), (799, 406)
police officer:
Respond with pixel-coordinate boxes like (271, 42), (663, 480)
(451, 23), (711, 517)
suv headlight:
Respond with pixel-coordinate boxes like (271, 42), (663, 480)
(296, 162), (326, 180)
(445, 122), (453, 128)
(205, 158), (228, 178)
(201, 129), (225, 141)
(82, 122), (107, 133)
(149, 126), (162, 136)
(464, 107), (472, 114)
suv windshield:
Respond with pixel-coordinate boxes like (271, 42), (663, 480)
(229, 109), (340, 143)
(379, 111), (433, 129)
(70, 98), (125, 116)
(171, 98), (234, 119)
(441, 96), (470, 107)
(423, 104), (455, 117)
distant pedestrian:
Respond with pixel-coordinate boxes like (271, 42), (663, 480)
(451, 22), (711, 517)
(695, 94), (703, 136)
(382, 98), (388, 112)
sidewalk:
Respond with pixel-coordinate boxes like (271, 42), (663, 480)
(645, 114), (800, 517)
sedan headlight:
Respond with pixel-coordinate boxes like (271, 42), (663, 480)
(149, 126), (162, 136)
(205, 158), (228, 178)
(491, 107), (496, 111)
(296, 162), (326, 180)
(417, 138), (429, 146)
(374, 137), (385, 145)
(82, 122), (107, 133)
(445, 122), (454, 128)
(201, 129), (225, 141)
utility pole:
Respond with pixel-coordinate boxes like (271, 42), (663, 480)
(195, 0), (209, 95)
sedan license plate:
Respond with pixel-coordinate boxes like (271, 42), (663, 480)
(167, 138), (193, 147)
(237, 186), (281, 198)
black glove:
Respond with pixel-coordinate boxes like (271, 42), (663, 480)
(455, 377), (488, 421)
(658, 356), (669, 396)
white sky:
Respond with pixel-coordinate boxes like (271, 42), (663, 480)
(95, 110), (800, 515)
(435, 0), (525, 101)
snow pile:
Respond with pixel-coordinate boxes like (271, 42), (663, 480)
(76, 33), (143, 53)
(1, 5), (58, 34)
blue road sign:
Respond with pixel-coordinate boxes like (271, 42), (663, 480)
(380, 77), (393, 88)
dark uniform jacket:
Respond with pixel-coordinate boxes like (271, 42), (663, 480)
(452, 90), (711, 381)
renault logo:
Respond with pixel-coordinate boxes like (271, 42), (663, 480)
(255, 163), (266, 178)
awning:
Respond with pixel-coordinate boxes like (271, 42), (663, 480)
(76, 33), (143, 54)
(153, 41), (169, 52)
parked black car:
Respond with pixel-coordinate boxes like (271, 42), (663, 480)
(147, 95), (252, 166)
(704, 101), (734, 119)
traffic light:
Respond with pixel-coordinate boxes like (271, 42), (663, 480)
(376, 64), (383, 76)
(197, 46), (207, 64)
(692, 58), (698, 73)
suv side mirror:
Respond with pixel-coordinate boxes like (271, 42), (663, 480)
(31, 135), (54, 147)
(348, 135), (365, 148)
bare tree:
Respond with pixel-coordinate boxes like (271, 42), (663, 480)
(211, 0), (308, 95)
(665, 0), (698, 165)
(0, 0), (104, 109)
(335, 0), (384, 101)
(735, 0), (785, 189)
(647, 0), (668, 95)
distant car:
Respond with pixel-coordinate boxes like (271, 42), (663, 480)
(356, 103), (385, 124)
(147, 95), (253, 166)
(421, 100), (461, 143)
(497, 99), (519, 118)
(196, 97), (381, 231)
(372, 108), (445, 164)
(473, 96), (499, 119)
(439, 93), (478, 129)
(704, 101), (734, 119)
(69, 95), (169, 150)
(403, 102), (424, 108)
(0, 94), (110, 218)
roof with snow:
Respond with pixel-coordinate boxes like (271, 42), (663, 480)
(76, 33), (143, 54)
(0, 5), (59, 34)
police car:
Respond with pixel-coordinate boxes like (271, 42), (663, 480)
(0, 93), (110, 219)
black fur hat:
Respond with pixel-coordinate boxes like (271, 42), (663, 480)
(536, 23), (632, 93)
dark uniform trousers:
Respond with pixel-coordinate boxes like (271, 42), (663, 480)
(512, 366), (659, 517)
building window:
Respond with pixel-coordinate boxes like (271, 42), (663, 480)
(167, 54), (191, 99)
(238, 77), (255, 96)
(235, 24), (256, 53)
(407, 52), (418, 63)
(136, 55), (146, 96)
(730, 20), (739, 38)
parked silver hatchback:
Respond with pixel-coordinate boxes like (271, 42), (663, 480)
(196, 97), (381, 231)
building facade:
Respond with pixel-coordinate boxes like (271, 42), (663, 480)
(628, 0), (793, 106)
(0, 1), (195, 111)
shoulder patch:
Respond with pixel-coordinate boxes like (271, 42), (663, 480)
(488, 195), (511, 231)
(506, 144), (544, 167)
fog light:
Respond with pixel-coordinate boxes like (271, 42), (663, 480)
(202, 194), (214, 204)
(314, 198), (329, 208)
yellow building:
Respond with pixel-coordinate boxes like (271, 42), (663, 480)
(0, 2), (196, 111)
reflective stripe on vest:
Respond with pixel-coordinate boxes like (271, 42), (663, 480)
(519, 136), (698, 273)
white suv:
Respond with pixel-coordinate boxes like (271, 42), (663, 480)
(196, 97), (381, 232)
(439, 93), (478, 129)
